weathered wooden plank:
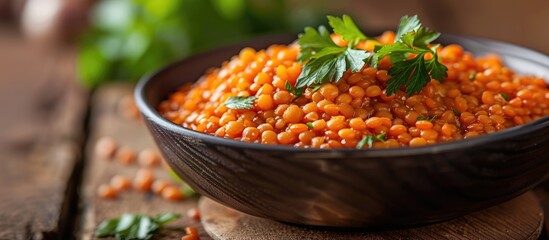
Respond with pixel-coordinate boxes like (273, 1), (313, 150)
(79, 84), (210, 240)
(0, 27), (88, 239)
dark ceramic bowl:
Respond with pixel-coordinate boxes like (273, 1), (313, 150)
(135, 34), (549, 228)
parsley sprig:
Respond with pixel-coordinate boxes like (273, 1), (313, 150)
(372, 15), (448, 95)
(292, 14), (447, 97)
(95, 213), (180, 240)
(290, 15), (371, 96)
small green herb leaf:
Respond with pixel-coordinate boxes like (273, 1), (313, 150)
(137, 217), (156, 239)
(96, 219), (119, 237)
(395, 15), (421, 42)
(297, 26), (337, 62)
(374, 42), (419, 63)
(295, 48), (370, 91)
(425, 54), (448, 82)
(346, 48), (371, 72)
(285, 80), (304, 97)
(417, 116), (436, 122)
(153, 213), (181, 225)
(306, 122), (313, 129)
(224, 96), (257, 109)
(500, 92), (510, 101)
(327, 15), (368, 47)
(469, 73), (476, 80)
(411, 27), (440, 48)
(396, 15), (439, 48)
(116, 214), (139, 232)
(95, 213), (180, 240)
(312, 84), (322, 91)
(357, 132), (386, 149)
(296, 54), (344, 89)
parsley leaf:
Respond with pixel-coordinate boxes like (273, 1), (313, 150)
(374, 41), (420, 63)
(153, 213), (181, 225)
(417, 116), (436, 122)
(95, 218), (119, 237)
(396, 15), (439, 48)
(95, 213), (180, 240)
(297, 26), (336, 62)
(375, 16), (447, 96)
(395, 15), (421, 41)
(294, 49), (371, 90)
(500, 92), (510, 101)
(224, 96), (257, 109)
(385, 52), (430, 95)
(327, 15), (368, 47)
(296, 54), (345, 89)
(346, 48), (371, 71)
(306, 122), (313, 129)
(425, 53), (447, 82)
(469, 73), (476, 80)
(293, 15), (370, 97)
(285, 81), (304, 96)
(412, 27), (440, 48)
(357, 132), (387, 149)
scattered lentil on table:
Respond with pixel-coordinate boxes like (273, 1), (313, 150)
(181, 226), (200, 240)
(116, 146), (136, 165)
(110, 175), (132, 191)
(95, 136), (118, 158)
(138, 148), (161, 167)
(187, 208), (201, 221)
(93, 135), (186, 201)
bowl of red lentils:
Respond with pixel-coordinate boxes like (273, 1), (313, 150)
(135, 30), (549, 227)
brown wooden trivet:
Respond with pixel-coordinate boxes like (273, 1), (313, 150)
(199, 192), (543, 240)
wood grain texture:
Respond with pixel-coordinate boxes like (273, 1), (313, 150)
(78, 84), (211, 240)
(535, 187), (549, 238)
(0, 27), (88, 239)
(200, 192), (544, 240)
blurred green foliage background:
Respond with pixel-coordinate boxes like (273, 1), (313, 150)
(78, 0), (326, 87)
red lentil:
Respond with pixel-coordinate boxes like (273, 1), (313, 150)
(116, 147), (136, 165)
(95, 136), (118, 159)
(138, 148), (161, 167)
(151, 179), (171, 195)
(187, 208), (201, 221)
(110, 175), (131, 191)
(134, 168), (154, 191)
(161, 185), (184, 201)
(97, 184), (117, 199)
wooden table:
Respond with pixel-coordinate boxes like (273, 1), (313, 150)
(0, 27), (208, 240)
(0, 26), (548, 240)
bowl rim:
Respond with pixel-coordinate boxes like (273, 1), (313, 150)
(135, 33), (549, 157)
